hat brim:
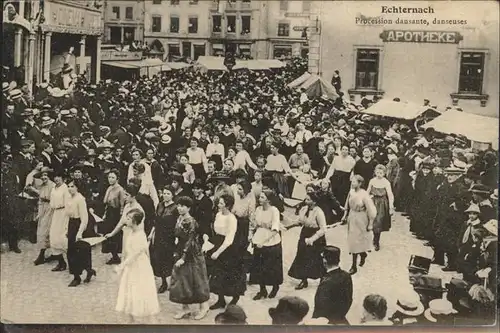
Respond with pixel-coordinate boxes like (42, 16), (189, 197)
(423, 309), (437, 323)
(396, 302), (425, 317)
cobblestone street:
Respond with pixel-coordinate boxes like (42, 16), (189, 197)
(1, 212), (460, 325)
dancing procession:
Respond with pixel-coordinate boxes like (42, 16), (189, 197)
(1, 0), (498, 327)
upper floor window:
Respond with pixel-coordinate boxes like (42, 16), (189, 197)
(170, 16), (179, 33)
(151, 15), (162, 32)
(458, 52), (485, 94)
(125, 7), (133, 20)
(280, 0), (288, 11)
(227, 15), (236, 33)
(188, 17), (198, 34)
(302, 0), (311, 12)
(111, 6), (120, 20)
(355, 49), (380, 90)
(241, 16), (251, 35)
(212, 15), (222, 33)
(278, 23), (290, 36)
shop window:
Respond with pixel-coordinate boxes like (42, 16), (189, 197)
(152, 15), (162, 32)
(355, 49), (380, 90)
(170, 16), (179, 33)
(301, 48), (309, 58)
(110, 27), (121, 44)
(111, 6), (120, 20)
(124, 27), (135, 44)
(171, 0), (179, 4)
(273, 45), (292, 59)
(280, 0), (288, 11)
(125, 7), (133, 20)
(212, 15), (222, 32)
(194, 45), (206, 60)
(458, 52), (485, 94)
(227, 15), (236, 33)
(278, 23), (289, 36)
(182, 42), (192, 58)
(188, 17), (198, 34)
(241, 16), (251, 35)
(168, 44), (180, 56)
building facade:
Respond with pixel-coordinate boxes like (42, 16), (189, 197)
(103, 0), (144, 45)
(143, 0), (313, 60)
(313, 1), (499, 117)
(3, 0), (104, 92)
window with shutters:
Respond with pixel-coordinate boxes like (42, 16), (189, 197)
(355, 49), (380, 90)
(111, 6), (120, 20)
(170, 16), (179, 33)
(458, 52), (485, 94)
(151, 15), (162, 32)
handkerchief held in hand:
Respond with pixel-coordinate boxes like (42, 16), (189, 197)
(247, 243), (254, 255)
(81, 236), (106, 247)
(202, 240), (214, 253)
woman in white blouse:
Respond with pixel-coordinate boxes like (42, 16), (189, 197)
(207, 194), (247, 309)
(265, 142), (301, 198)
(66, 179), (96, 287)
(324, 145), (356, 207)
(205, 134), (225, 171)
(187, 137), (208, 180)
(248, 188), (283, 300)
(366, 164), (394, 251)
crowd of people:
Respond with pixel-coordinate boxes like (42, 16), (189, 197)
(1, 55), (497, 325)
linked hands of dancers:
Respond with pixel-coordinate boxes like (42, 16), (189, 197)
(305, 237), (314, 246)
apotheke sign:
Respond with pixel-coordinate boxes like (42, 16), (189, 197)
(380, 30), (463, 44)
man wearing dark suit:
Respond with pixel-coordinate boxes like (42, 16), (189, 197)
(312, 246), (353, 325)
(110, 124), (131, 147)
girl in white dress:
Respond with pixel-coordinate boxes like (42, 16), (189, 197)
(115, 208), (160, 321)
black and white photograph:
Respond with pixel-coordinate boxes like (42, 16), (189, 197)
(1, 0), (498, 328)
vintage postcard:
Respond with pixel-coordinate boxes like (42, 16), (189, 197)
(1, 0), (498, 329)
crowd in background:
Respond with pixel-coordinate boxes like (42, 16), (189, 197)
(1, 56), (497, 324)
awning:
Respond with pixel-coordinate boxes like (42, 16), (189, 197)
(239, 44), (251, 50)
(101, 61), (138, 69)
(423, 110), (498, 146)
(362, 99), (441, 120)
(274, 45), (292, 49)
(212, 43), (224, 49)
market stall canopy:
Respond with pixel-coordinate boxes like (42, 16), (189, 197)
(195, 57), (285, 72)
(195, 56), (230, 71)
(102, 58), (170, 71)
(422, 110), (499, 147)
(362, 99), (441, 120)
(287, 72), (312, 88)
(165, 62), (192, 70)
(297, 74), (339, 100)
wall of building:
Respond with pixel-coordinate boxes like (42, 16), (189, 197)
(144, 0), (212, 59)
(317, 1), (499, 117)
(103, 0), (145, 43)
(266, 0), (311, 58)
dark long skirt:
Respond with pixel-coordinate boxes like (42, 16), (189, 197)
(208, 234), (247, 296)
(169, 253), (211, 305)
(101, 207), (122, 254)
(234, 216), (252, 273)
(288, 227), (326, 280)
(371, 187), (391, 233)
(150, 218), (176, 278)
(67, 218), (92, 276)
(270, 171), (289, 198)
(249, 243), (283, 286)
(191, 163), (206, 181)
(330, 170), (351, 206)
(136, 193), (155, 235)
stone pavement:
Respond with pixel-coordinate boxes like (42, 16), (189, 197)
(0, 211), (460, 325)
